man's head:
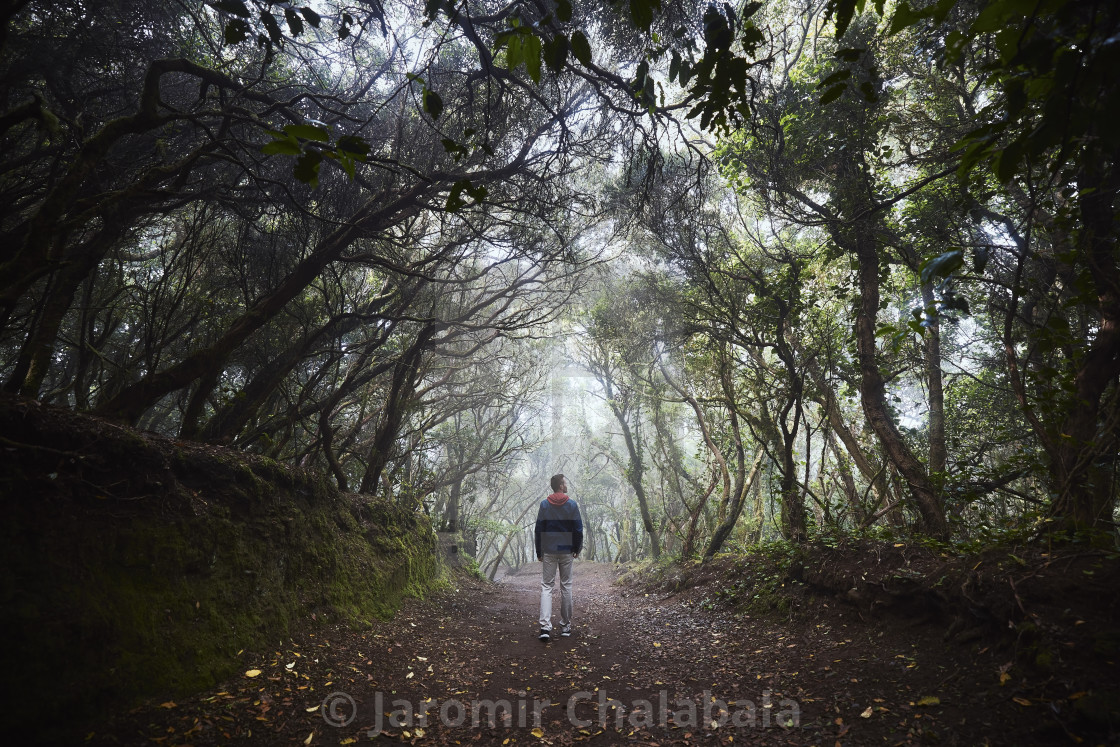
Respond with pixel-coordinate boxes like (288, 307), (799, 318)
(550, 473), (567, 493)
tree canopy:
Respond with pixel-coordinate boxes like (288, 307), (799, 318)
(1, 0), (1116, 561)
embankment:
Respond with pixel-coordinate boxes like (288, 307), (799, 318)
(0, 394), (443, 740)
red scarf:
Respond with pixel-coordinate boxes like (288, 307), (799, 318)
(546, 492), (569, 506)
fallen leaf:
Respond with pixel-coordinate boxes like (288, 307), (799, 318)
(1013, 697), (1031, 706)
(860, 707), (872, 718)
(340, 739), (357, 745)
(532, 727), (544, 737)
(915, 696), (940, 707)
(245, 669), (262, 678)
(303, 732), (313, 745)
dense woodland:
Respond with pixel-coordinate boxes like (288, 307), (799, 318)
(2, 0), (1118, 568)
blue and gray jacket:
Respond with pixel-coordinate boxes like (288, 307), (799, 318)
(534, 493), (583, 556)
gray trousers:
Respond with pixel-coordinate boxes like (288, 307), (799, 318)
(539, 553), (573, 630)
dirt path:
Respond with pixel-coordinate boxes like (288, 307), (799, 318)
(93, 561), (1073, 746)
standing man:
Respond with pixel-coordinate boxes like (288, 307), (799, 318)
(535, 473), (583, 642)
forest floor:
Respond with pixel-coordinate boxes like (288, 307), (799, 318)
(90, 546), (1120, 747)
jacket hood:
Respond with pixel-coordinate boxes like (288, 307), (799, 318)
(546, 492), (569, 506)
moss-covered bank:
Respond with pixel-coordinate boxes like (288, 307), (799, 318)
(0, 395), (444, 740)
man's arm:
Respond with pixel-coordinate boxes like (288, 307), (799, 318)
(534, 502), (543, 560)
(572, 502), (584, 557)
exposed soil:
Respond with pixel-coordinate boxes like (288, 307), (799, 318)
(88, 548), (1120, 746)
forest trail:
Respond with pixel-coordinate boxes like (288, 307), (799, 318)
(91, 561), (1071, 746)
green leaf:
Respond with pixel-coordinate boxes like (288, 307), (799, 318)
(669, 50), (681, 83)
(293, 151), (323, 187)
(555, 0), (573, 23)
(211, 0), (250, 17)
(299, 7), (321, 28)
(445, 179), (488, 212)
(440, 137), (466, 161)
(544, 35), (569, 73)
(260, 10), (284, 46)
(284, 7), (304, 36)
(337, 135), (370, 159)
(522, 33), (542, 82)
(971, 246), (988, 275)
(825, 0), (859, 39)
(818, 69), (852, 88)
(993, 140), (1023, 183)
(920, 249), (964, 285)
(336, 154), (356, 179)
(819, 84), (846, 105)
(283, 124), (330, 142)
(261, 139), (303, 156)
(224, 18), (250, 44)
(570, 31), (592, 66)
(629, 0), (660, 32)
(423, 89), (444, 119)
(888, 1), (921, 36)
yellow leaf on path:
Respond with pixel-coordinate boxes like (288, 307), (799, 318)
(915, 696), (940, 707)
(305, 706), (318, 713)
(1000, 672), (1011, 685)
(303, 731), (313, 745)
(415, 727), (426, 737)
(340, 739), (357, 745)
(406, 671), (414, 679)
(860, 707), (873, 718)
(159, 702), (176, 709)
(531, 727), (544, 737)
(653, 642), (661, 647)
(1013, 697), (1032, 706)
(245, 669), (262, 678)
(1069, 691), (1088, 700)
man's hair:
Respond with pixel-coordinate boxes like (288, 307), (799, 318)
(550, 473), (566, 492)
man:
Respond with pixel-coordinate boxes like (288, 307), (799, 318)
(534, 473), (583, 642)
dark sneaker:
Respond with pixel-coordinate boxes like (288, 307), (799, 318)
(560, 626), (572, 638)
(538, 629), (551, 642)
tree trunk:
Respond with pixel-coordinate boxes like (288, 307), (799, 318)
(358, 326), (434, 494)
(705, 449), (765, 559)
(920, 282), (947, 479)
(849, 226), (949, 538)
(658, 358), (728, 558)
(1049, 163), (1120, 529)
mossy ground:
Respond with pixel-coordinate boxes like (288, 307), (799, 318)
(0, 395), (445, 741)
